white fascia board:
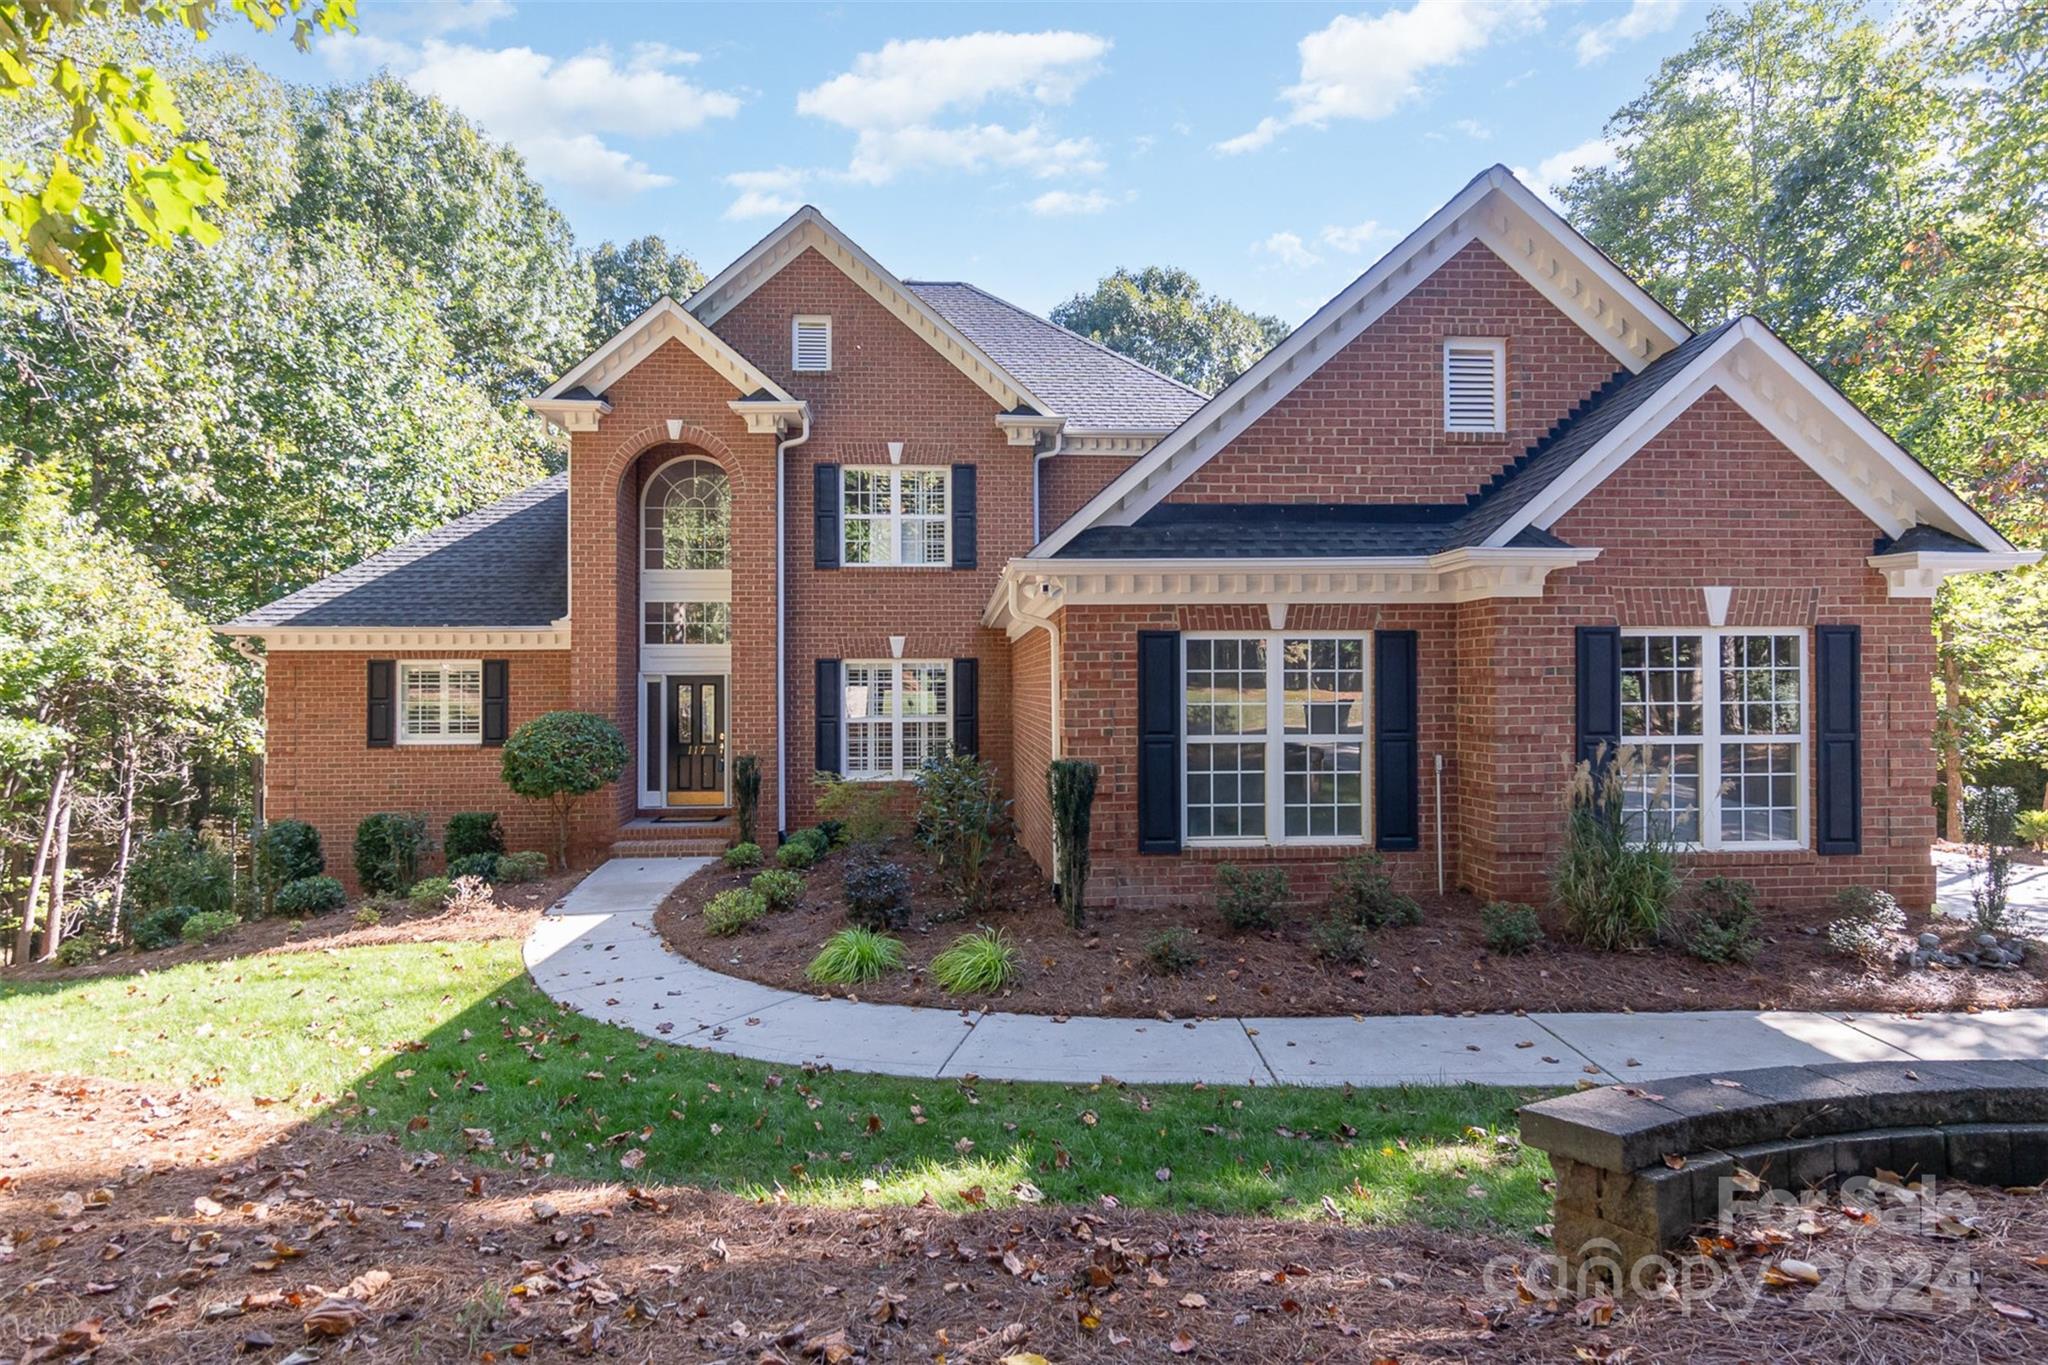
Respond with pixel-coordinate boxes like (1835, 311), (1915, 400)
(534, 297), (796, 410)
(1030, 166), (1692, 561)
(1866, 549), (2042, 598)
(1487, 319), (2022, 554)
(216, 626), (570, 650)
(685, 206), (1057, 422)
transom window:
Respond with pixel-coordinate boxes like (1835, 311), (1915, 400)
(1184, 634), (1369, 844)
(399, 661), (482, 745)
(843, 661), (951, 779)
(642, 459), (730, 570)
(644, 601), (731, 645)
(1619, 630), (1806, 849)
(843, 467), (949, 566)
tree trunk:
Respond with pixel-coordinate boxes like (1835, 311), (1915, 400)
(554, 796), (571, 871)
(17, 760), (71, 963)
(1943, 651), (1965, 841)
(112, 738), (140, 938)
(42, 790), (72, 961)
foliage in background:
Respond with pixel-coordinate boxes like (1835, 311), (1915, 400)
(1965, 784), (2020, 936)
(255, 819), (323, 916)
(1047, 758), (1097, 930)
(586, 234), (704, 345)
(499, 712), (628, 870)
(273, 874), (343, 915)
(1051, 265), (1288, 393)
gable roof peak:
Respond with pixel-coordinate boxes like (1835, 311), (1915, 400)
(527, 295), (797, 432)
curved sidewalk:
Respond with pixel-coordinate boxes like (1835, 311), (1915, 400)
(525, 857), (2048, 1088)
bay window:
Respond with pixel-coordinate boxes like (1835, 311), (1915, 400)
(843, 467), (950, 566)
(1619, 630), (1806, 849)
(844, 660), (952, 778)
(1184, 634), (1368, 845)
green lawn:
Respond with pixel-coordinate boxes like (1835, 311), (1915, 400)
(0, 937), (1553, 1235)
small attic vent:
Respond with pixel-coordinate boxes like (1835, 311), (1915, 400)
(1444, 338), (1504, 433)
(793, 316), (832, 372)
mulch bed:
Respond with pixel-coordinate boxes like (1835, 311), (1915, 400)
(3, 1071), (2046, 1363)
(7, 867), (589, 984)
(654, 840), (2048, 1019)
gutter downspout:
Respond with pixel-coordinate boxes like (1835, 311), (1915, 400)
(1030, 426), (1064, 547)
(775, 409), (812, 841)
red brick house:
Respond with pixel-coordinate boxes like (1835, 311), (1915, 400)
(222, 167), (2035, 907)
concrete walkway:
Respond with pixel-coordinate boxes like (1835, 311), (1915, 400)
(1935, 847), (2048, 935)
(526, 857), (2048, 1089)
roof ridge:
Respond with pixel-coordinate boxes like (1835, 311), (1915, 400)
(907, 278), (1211, 401)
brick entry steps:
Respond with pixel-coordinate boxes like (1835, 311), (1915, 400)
(608, 814), (736, 860)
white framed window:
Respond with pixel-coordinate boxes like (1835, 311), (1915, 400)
(642, 458), (730, 571)
(398, 661), (483, 745)
(843, 467), (950, 566)
(644, 600), (731, 645)
(793, 315), (831, 372)
(1443, 337), (1505, 433)
(1619, 630), (1807, 850)
(844, 661), (951, 779)
(1183, 633), (1369, 846)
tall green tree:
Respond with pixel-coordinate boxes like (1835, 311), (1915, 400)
(1050, 265), (1287, 393)
(587, 234), (704, 345)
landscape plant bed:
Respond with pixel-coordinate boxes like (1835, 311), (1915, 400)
(655, 840), (2048, 1018)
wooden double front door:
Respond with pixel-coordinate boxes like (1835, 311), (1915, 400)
(648, 674), (726, 806)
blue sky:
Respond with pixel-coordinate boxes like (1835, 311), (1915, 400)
(218, 1), (1707, 322)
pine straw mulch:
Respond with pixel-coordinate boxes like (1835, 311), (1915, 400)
(4, 1073), (2048, 1364)
(653, 841), (2048, 1019)
(6, 869), (590, 985)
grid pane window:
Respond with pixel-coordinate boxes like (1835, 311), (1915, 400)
(841, 468), (950, 566)
(643, 601), (731, 645)
(1282, 638), (1365, 838)
(642, 459), (730, 570)
(1717, 634), (1804, 843)
(399, 662), (482, 744)
(843, 661), (951, 779)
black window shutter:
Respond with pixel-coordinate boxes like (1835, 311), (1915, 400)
(815, 659), (843, 775)
(813, 463), (841, 569)
(951, 464), (978, 569)
(366, 660), (395, 748)
(951, 657), (979, 756)
(1816, 624), (1862, 855)
(1374, 631), (1419, 852)
(1136, 631), (1181, 854)
(481, 660), (509, 747)
(1574, 626), (1623, 767)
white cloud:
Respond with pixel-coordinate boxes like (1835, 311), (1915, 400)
(1452, 117), (1493, 140)
(1219, 0), (1550, 153)
(1255, 231), (1323, 269)
(1318, 219), (1389, 254)
(1520, 135), (1621, 196)
(793, 30), (1110, 185)
(402, 40), (741, 195)
(723, 168), (808, 220)
(1576, 0), (1685, 65)
(1029, 188), (1117, 216)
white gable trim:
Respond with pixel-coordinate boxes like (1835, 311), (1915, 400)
(686, 206), (1057, 421)
(527, 297), (796, 429)
(1486, 318), (2021, 555)
(1031, 166), (1691, 559)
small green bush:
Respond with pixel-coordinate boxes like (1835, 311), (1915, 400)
(843, 858), (911, 931)
(751, 868), (806, 911)
(915, 753), (1012, 915)
(446, 851), (502, 882)
(1049, 758), (1100, 930)
(931, 928), (1018, 994)
(54, 932), (106, 967)
(1145, 926), (1200, 975)
(495, 851), (548, 884)
(776, 830), (826, 870)
(813, 819), (846, 849)
(703, 888), (768, 935)
(132, 904), (199, 950)
(130, 829), (233, 916)
(1329, 853), (1422, 929)
(500, 711), (629, 870)
(723, 842), (763, 870)
(1480, 902), (1545, 955)
(806, 927), (907, 985)
(1825, 885), (1906, 963)
(1309, 914), (1375, 965)
(733, 755), (762, 846)
(443, 812), (505, 864)
(2017, 808), (2048, 852)
(274, 875), (346, 914)
(179, 909), (238, 944)
(409, 876), (454, 910)
(1216, 865), (1288, 932)
(353, 813), (429, 896)
(1682, 877), (1762, 965)
(1554, 753), (1681, 951)
(256, 819), (324, 911)
(352, 905), (383, 929)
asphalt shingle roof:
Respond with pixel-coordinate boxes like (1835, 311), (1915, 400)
(222, 475), (567, 631)
(1058, 503), (1565, 559)
(905, 281), (1208, 434)
(1882, 524), (1985, 554)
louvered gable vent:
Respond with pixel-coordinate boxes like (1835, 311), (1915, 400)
(1443, 338), (1504, 433)
(792, 316), (831, 372)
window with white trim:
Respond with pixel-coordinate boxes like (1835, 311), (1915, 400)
(1183, 634), (1369, 844)
(793, 315), (831, 372)
(1619, 630), (1806, 849)
(643, 601), (731, 644)
(844, 661), (951, 779)
(398, 661), (482, 745)
(843, 467), (950, 566)
(1443, 338), (1505, 433)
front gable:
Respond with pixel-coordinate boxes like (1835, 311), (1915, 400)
(526, 298), (802, 436)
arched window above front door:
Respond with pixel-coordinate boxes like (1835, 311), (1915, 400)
(642, 458), (731, 570)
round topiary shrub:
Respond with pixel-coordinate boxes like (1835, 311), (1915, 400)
(723, 842), (763, 870)
(494, 851), (549, 884)
(750, 868), (805, 911)
(500, 711), (629, 871)
(843, 858), (911, 931)
(274, 875), (347, 914)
